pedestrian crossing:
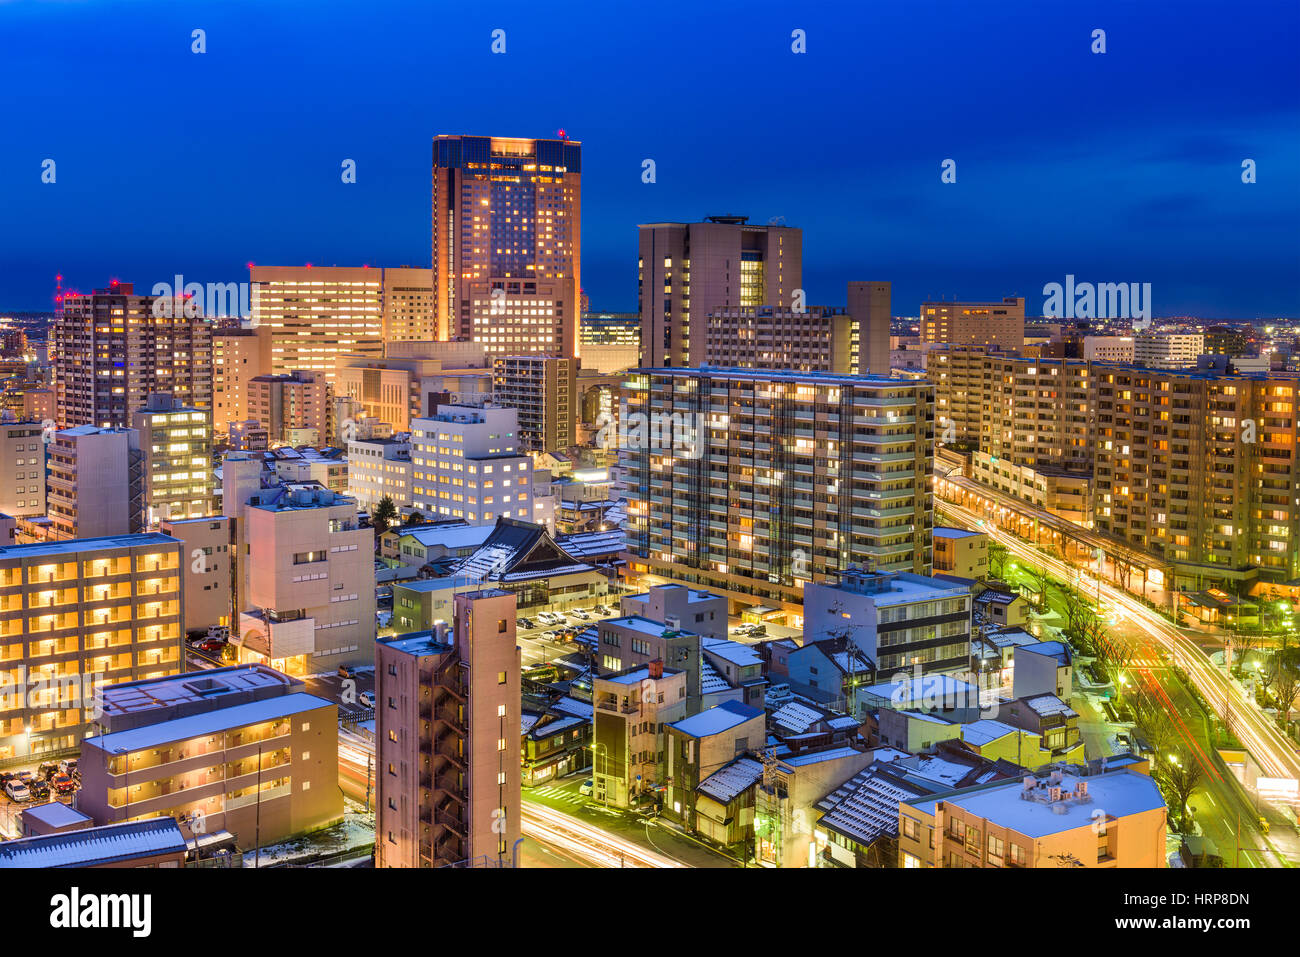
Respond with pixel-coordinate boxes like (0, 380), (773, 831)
(527, 784), (588, 806)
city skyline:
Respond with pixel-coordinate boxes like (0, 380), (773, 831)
(0, 0), (1296, 317)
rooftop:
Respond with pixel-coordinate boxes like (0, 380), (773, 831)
(668, 700), (764, 739)
(933, 526), (982, 540)
(907, 769), (1165, 838)
(83, 692), (335, 755)
(100, 665), (300, 719)
(0, 532), (180, 560)
(697, 757), (764, 804)
(379, 631), (456, 657)
(21, 801), (92, 829)
(0, 817), (187, 868)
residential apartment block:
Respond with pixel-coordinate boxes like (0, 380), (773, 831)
(591, 660), (688, 807)
(638, 216), (801, 368)
(46, 425), (143, 539)
(491, 354), (577, 452)
(375, 589), (522, 868)
(213, 326), (273, 435)
(0, 532), (184, 760)
(622, 368), (934, 617)
(79, 666), (342, 849)
(1134, 332), (1205, 369)
(247, 370), (332, 446)
(53, 282), (213, 429)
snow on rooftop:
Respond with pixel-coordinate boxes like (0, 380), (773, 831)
(701, 636), (763, 668)
(0, 817), (187, 868)
(696, 757), (764, 804)
(669, 700), (763, 738)
(960, 719), (1023, 747)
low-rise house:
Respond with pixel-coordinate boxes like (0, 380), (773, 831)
(753, 742), (872, 868)
(785, 639), (877, 715)
(1012, 640), (1073, 702)
(876, 710), (962, 754)
(695, 756), (766, 849)
(1001, 693), (1085, 765)
(664, 700), (765, 839)
(933, 526), (988, 579)
(974, 588), (1028, 629)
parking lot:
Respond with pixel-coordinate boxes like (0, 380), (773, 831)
(304, 667), (377, 721)
(0, 759), (81, 837)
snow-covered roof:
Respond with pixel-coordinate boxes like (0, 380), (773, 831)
(668, 700), (763, 739)
(960, 719), (1023, 747)
(400, 524), (492, 551)
(701, 636), (763, 668)
(552, 696), (594, 719)
(907, 769), (1165, 838)
(1025, 694), (1078, 718)
(0, 817), (187, 868)
(84, 692), (334, 755)
(696, 757), (764, 804)
(699, 656), (732, 695)
(817, 766), (930, 847)
(770, 701), (828, 735)
(21, 801), (92, 829)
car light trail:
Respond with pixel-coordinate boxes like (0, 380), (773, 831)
(522, 800), (685, 868)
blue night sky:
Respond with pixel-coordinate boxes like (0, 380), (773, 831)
(0, 0), (1297, 317)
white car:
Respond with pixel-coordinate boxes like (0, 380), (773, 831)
(359, 691), (375, 708)
(5, 780), (29, 802)
(579, 779), (594, 797)
(571, 610), (590, 620)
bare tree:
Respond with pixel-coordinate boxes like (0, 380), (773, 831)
(988, 543), (1008, 581)
(1027, 563), (1053, 614)
(1155, 749), (1202, 834)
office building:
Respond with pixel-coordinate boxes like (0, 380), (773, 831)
(236, 484), (375, 674)
(347, 435), (412, 511)
(432, 135), (581, 358)
(336, 342), (492, 433)
(379, 267), (437, 342)
(920, 297), (1025, 353)
(409, 404), (533, 523)
(160, 515), (237, 636)
(213, 326), (273, 435)
(638, 216), (801, 368)
(79, 666), (342, 849)
(1082, 336), (1135, 363)
(492, 355), (577, 452)
(0, 420), (45, 517)
(622, 368), (933, 617)
(1134, 332), (1205, 369)
(53, 282), (213, 428)
(375, 589), (522, 868)
(247, 371), (332, 446)
(249, 266), (385, 382)
(850, 281), (893, 377)
(580, 311), (640, 374)
(46, 425), (143, 539)
(0, 532), (184, 760)
(802, 567), (972, 675)
(132, 393), (216, 526)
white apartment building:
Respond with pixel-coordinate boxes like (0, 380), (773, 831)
(347, 435), (412, 511)
(0, 421), (46, 518)
(1134, 332), (1205, 369)
(132, 394), (215, 526)
(409, 404), (533, 524)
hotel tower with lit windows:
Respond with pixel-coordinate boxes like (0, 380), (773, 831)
(431, 135), (581, 359)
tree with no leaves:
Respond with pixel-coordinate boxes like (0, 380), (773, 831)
(1155, 749), (1202, 834)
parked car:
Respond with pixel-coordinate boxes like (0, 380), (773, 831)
(27, 779), (49, 799)
(571, 609), (590, 620)
(579, 779), (594, 797)
(518, 618), (535, 630)
(37, 763), (58, 781)
(359, 691), (375, 709)
(51, 774), (75, 795)
(0, 772), (16, 784)
(194, 639), (224, 654)
(5, 780), (30, 801)
(337, 666), (353, 679)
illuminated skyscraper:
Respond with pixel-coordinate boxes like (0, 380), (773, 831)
(431, 135), (581, 358)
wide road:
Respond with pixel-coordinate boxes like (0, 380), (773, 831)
(942, 497), (1300, 784)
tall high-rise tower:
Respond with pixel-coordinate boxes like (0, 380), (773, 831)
(432, 135), (582, 359)
(638, 216), (802, 368)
